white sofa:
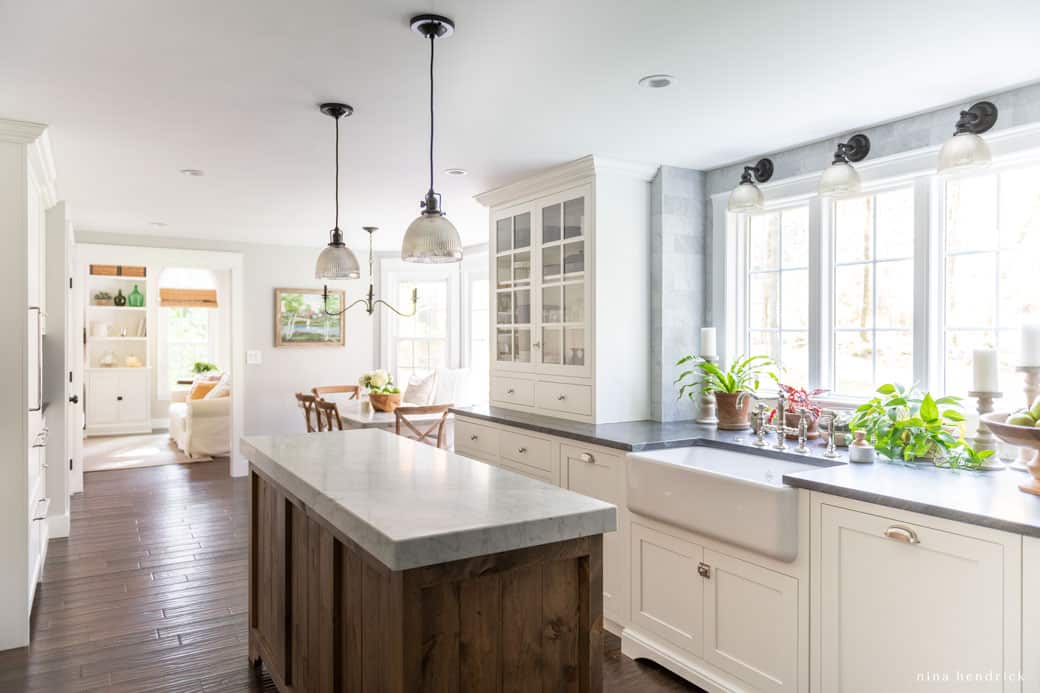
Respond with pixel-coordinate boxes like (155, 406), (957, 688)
(168, 389), (231, 458)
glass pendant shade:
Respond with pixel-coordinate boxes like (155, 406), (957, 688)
(819, 161), (861, 198)
(315, 238), (361, 279)
(937, 131), (992, 175)
(728, 181), (764, 213)
(401, 213), (463, 263)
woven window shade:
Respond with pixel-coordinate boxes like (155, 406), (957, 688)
(159, 288), (218, 308)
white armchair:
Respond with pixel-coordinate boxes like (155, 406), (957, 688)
(168, 389), (232, 458)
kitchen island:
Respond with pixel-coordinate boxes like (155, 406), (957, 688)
(241, 429), (616, 693)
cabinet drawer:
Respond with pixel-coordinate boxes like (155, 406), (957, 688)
(497, 457), (555, 484)
(454, 418), (499, 459)
(534, 381), (592, 416)
(491, 377), (535, 406)
(499, 429), (553, 473)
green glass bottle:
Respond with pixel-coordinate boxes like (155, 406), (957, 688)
(128, 285), (145, 307)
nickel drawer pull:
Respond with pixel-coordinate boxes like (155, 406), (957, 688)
(517, 447), (527, 454)
(557, 394), (567, 401)
(469, 434), (479, 441)
(697, 562), (711, 579)
(884, 525), (920, 545)
(32, 497), (50, 522)
(506, 388), (515, 395)
(579, 452), (594, 464)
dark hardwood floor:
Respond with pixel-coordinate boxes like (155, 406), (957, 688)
(0, 460), (702, 692)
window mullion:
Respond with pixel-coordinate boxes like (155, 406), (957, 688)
(915, 176), (939, 392)
(809, 196), (828, 391)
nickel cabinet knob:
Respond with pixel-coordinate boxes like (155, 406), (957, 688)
(557, 394), (566, 401)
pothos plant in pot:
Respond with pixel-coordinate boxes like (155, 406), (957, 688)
(675, 354), (777, 430)
(849, 383), (994, 470)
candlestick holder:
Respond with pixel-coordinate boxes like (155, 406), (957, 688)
(1011, 366), (1040, 472)
(968, 390), (1005, 470)
(695, 355), (719, 426)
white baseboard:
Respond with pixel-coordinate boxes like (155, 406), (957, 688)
(48, 512), (70, 539)
(151, 418), (169, 431)
(621, 627), (750, 693)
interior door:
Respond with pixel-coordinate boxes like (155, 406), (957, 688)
(69, 252), (84, 494)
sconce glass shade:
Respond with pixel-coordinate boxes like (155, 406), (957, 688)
(937, 131), (992, 175)
(401, 213), (463, 263)
(315, 241), (361, 279)
(819, 161), (861, 198)
(727, 181), (764, 213)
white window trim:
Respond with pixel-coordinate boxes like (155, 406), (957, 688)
(155, 304), (219, 401)
(712, 121), (1040, 408)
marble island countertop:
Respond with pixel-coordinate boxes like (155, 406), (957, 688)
(452, 405), (1040, 537)
(241, 429), (617, 571)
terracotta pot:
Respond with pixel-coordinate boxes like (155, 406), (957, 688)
(784, 411), (820, 440)
(715, 392), (751, 430)
(368, 392), (402, 413)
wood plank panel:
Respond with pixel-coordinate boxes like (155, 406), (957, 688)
(459, 572), (502, 692)
(419, 581), (461, 692)
(542, 558), (580, 692)
(501, 563), (544, 693)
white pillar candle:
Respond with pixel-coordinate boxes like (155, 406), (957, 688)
(700, 327), (717, 359)
(972, 348), (999, 392)
(1021, 324), (1040, 367)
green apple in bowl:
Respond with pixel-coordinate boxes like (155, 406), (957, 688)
(1008, 412), (1037, 427)
(1030, 396), (1040, 420)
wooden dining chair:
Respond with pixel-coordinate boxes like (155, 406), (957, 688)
(315, 399), (344, 432)
(394, 404), (453, 449)
(295, 393), (322, 432)
(312, 385), (360, 401)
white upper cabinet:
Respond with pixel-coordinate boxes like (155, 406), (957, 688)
(479, 155), (655, 423)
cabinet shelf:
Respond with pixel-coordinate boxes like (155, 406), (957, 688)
(89, 336), (146, 342)
(87, 305), (146, 312)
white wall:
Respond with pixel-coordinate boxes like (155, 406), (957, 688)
(75, 231), (375, 436)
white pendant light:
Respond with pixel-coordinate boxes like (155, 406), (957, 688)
(727, 158), (773, 213)
(938, 101), (998, 176)
(819, 134), (870, 198)
(402, 14), (463, 264)
(314, 103), (361, 281)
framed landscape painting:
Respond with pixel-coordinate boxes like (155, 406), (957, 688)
(274, 288), (345, 347)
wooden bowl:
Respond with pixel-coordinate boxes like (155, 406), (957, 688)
(981, 412), (1040, 496)
(368, 392), (402, 413)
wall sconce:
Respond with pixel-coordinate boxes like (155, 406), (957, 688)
(819, 134), (870, 198)
(727, 158), (774, 212)
(937, 101), (998, 175)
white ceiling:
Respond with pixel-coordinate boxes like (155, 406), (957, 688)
(2, 0), (1039, 251)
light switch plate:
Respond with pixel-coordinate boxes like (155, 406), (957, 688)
(246, 350), (262, 365)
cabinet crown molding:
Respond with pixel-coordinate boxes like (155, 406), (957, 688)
(0, 118), (47, 145)
(475, 154), (659, 208)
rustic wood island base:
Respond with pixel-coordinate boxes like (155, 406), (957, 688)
(243, 430), (614, 693)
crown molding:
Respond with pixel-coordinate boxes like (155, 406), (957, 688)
(475, 154), (659, 208)
(28, 131), (58, 207)
(0, 118), (47, 145)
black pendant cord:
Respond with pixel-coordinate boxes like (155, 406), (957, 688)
(428, 31), (435, 196)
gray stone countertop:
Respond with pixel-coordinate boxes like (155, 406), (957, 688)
(241, 429), (616, 571)
(452, 406), (1040, 537)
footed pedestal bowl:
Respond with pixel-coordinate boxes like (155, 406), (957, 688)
(982, 412), (1040, 496)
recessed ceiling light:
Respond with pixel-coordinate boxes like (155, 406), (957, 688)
(638, 74), (676, 89)
(149, 221), (168, 228)
(444, 168), (467, 176)
(179, 168), (205, 177)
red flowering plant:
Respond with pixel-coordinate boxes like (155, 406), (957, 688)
(768, 384), (829, 424)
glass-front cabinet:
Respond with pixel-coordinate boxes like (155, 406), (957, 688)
(493, 187), (591, 377)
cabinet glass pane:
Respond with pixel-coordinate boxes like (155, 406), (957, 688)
(513, 289), (530, 324)
(564, 198), (584, 239)
(496, 256), (511, 289)
(496, 218), (512, 252)
(565, 328), (585, 365)
(563, 241), (584, 275)
(496, 329), (512, 361)
(515, 328), (531, 363)
(542, 327), (562, 364)
(543, 204), (561, 243)
(514, 212), (531, 249)
(543, 286), (562, 323)
(543, 246), (561, 279)
(496, 293), (512, 325)
(513, 251), (530, 283)
(564, 283), (584, 322)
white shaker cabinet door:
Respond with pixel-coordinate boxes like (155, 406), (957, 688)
(85, 371), (120, 425)
(630, 521), (703, 657)
(702, 549), (799, 693)
(818, 502), (1019, 693)
(1025, 536), (1039, 693)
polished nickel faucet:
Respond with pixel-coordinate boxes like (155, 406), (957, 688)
(762, 389), (809, 452)
(738, 391), (769, 447)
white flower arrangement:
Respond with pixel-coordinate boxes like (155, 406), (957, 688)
(358, 369), (399, 394)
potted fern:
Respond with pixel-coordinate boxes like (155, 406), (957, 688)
(675, 354), (777, 429)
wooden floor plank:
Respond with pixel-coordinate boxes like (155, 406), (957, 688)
(0, 458), (701, 692)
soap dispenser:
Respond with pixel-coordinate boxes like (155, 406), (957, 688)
(848, 430), (875, 464)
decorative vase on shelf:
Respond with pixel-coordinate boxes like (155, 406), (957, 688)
(113, 289), (127, 306)
(99, 350), (117, 368)
(128, 285), (144, 307)
(715, 392), (752, 430)
(368, 392), (402, 413)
